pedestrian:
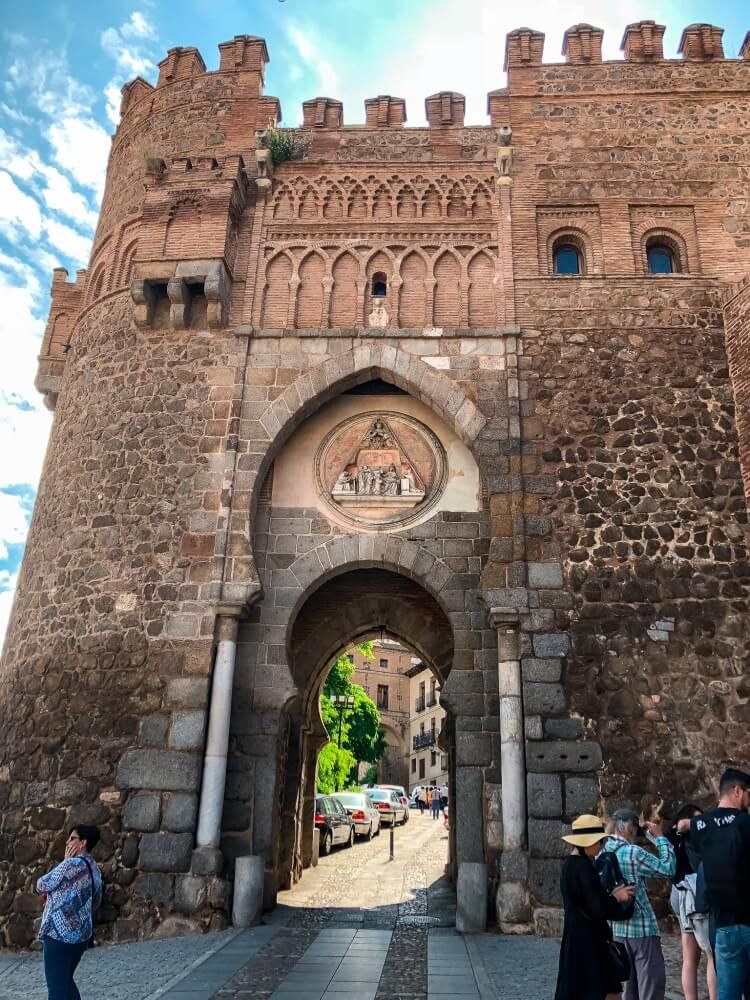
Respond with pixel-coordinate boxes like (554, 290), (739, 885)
(680, 767), (750, 1000)
(417, 786), (425, 814)
(440, 783), (448, 809)
(667, 803), (717, 1000)
(36, 824), (102, 1000)
(605, 808), (676, 1000)
(424, 785), (432, 816)
(555, 814), (636, 1000)
(431, 786), (441, 820)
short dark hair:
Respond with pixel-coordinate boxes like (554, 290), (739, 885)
(719, 768), (750, 796)
(673, 803), (702, 824)
(71, 824), (100, 852)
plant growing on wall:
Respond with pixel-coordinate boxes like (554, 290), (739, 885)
(262, 125), (310, 166)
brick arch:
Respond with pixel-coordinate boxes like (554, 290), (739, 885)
(231, 346), (487, 609)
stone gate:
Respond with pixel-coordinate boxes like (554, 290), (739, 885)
(1, 20), (750, 946)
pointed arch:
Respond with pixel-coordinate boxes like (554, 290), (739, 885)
(396, 184), (418, 219)
(348, 184), (367, 219)
(262, 252), (293, 328)
(446, 183), (467, 219)
(433, 250), (461, 327)
(322, 183), (344, 219)
(472, 182), (493, 220)
(330, 251), (359, 327)
(467, 249), (496, 327)
(421, 185), (441, 220)
(398, 250), (427, 326)
(296, 250), (326, 327)
(372, 184), (392, 220)
(298, 185), (319, 220)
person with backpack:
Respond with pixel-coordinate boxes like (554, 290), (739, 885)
(36, 824), (103, 1000)
(555, 814), (636, 1000)
(604, 808), (676, 1000)
(679, 768), (750, 1000)
(667, 804), (717, 1000)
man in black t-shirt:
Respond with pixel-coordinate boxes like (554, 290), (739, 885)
(681, 768), (750, 1000)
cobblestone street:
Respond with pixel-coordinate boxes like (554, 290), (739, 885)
(0, 815), (705, 999)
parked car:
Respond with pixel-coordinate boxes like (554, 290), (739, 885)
(366, 788), (408, 826)
(336, 791), (382, 840)
(315, 795), (355, 855)
(374, 784), (410, 822)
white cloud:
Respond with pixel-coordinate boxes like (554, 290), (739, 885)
(100, 12), (158, 127)
(121, 12), (156, 40)
(46, 117), (110, 198)
(0, 171), (43, 241)
(285, 23), (340, 99)
(44, 219), (92, 266)
(0, 571), (19, 652)
(0, 493), (31, 559)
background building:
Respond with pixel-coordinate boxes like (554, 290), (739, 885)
(347, 638), (411, 786)
(406, 664), (448, 792)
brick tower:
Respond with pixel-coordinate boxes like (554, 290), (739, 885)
(2, 22), (750, 945)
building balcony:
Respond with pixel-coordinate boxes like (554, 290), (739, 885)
(426, 695), (438, 707)
(413, 732), (436, 751)
(414, 697), (426, 713)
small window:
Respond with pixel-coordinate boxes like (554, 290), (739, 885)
(420, 722), (425, 736)
(377, 684), (389, 710)
(419, 758), (425, 779)
(431, 751), (437, 767)
(647, 243), (675, 274)
(553, 243), (581, 275)
(379, 658), (388, 669)
(371, 272), (387, 298)
(411, 757), (417, 773)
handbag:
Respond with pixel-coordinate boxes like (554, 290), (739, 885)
(80, 856), (98, 949)
(606, 939), (632, 983)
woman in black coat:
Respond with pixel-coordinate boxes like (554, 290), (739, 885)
(555, 814), (636, 1000)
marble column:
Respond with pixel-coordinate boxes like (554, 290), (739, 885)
(196, 613), (239, 848)
(490, 606), (531, 925)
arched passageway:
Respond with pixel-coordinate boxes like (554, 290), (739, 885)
(276, 568), (455, 890)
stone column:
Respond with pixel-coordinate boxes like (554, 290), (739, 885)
(196, 613), (240, 852)
(490, 606), (531, 926)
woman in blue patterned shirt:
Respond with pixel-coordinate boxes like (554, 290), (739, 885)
(36, 824), (103, 1000)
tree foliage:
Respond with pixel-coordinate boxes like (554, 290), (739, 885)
(317, 642), (387, 792)
(262, 125), (310, 166)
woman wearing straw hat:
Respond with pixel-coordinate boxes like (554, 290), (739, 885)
(555, 814), (636, 1000)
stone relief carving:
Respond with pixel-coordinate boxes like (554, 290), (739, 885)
(317, 413), (443, 529)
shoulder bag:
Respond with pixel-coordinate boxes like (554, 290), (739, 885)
(80, 856), (98, 949)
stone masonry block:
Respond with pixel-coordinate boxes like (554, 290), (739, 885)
(523, 682), (567, 715)
(528, 563), (563, 590)
(139, 832), (194, 872)
(138, 715), (170, 747)
(529, 819), (568, 859)
(527, 773), (562, 818)
(117, 750), (201, 792)
(163, 793), (199, 832)
(456, 732), (492, 766)
(133, 873), (174, 906)
(565, 777), (600, 816)
(545, 718), (584, 739)
(526, 740), (603, 774)
(530, 858), (563, 905)
(175, 875), (208, 912)
(166, 679), (210, 710)
(455, 767), (484, 864)
(169, 711), (207, 750)
(522, 658), (562, 683)
(123, 792), (161, 831)
(533, 633), (569, 658)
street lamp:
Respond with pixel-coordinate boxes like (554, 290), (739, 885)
(330, 693), (356, 748)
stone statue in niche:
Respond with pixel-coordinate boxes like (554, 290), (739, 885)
(368, 301), (389, 328)
(330, 416), (426, 500)
(496, 124), (513, 180)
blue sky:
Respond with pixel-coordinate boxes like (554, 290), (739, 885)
(0, 0), (747, 642)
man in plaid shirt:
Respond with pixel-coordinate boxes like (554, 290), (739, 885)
(604, 807), (676, 1000)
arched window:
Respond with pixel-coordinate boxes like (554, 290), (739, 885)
(646, 242), (676, 274)
(553, 242), (582, 275)
(371, 272), (387, 298)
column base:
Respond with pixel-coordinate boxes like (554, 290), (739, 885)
(191, 846), (223, 876)
(496, 849), (531, 927)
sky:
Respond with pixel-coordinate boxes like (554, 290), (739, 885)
(0, 0), (747, 644)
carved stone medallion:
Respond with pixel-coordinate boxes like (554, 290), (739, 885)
(316, 412), (447, 528)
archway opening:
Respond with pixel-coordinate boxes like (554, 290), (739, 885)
(275, 568), (455, 907)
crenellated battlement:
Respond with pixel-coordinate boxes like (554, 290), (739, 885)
(115, 20), (750, 133)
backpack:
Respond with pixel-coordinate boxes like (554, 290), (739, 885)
(595, 848), (636, 919)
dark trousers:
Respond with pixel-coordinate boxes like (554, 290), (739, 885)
(43, 936), (87, 1000)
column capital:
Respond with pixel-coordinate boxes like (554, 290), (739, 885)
(489, 606), (521, 629)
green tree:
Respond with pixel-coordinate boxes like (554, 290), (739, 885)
(319, 643), (387, 789)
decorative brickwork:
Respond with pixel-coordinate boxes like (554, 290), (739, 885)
(2, 19), (750, 947)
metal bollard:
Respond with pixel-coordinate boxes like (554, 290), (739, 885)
(389, 825), (395, 860)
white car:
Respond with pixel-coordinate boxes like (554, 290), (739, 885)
(336, 791), (382, 840)
(374, 784), (410, 823)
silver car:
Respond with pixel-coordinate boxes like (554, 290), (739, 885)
(336, 791), (382, 840)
